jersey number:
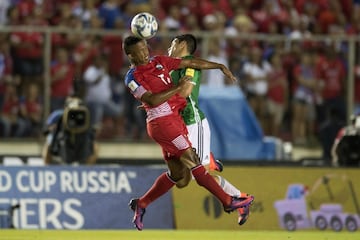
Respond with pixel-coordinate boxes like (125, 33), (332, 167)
(158, 74), (171, 85)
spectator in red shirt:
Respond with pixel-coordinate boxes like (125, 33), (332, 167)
(250, 0), (276, 33)
(51, 3), (84, 53)
(295, 0), (328, 14)
(10, 14), (44, 94)
(50, 48), (75, 111)
(19, 83), (43, 137)
(16, 0), (36, 22)
(267, 52), (288, 137)
(0, 39), (14, 107)
(197, 0), (233, 23)
(73, 35), (101, 75)
(101, 19), (123, 77)
(316, 46), (346, 124)
(292, 51), (318, 145)
(317, 6), (338, 34)
(0, 83), (27, 137)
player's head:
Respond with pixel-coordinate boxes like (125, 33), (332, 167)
(123, 36), (150, 66)
(168, 34), (197, 57)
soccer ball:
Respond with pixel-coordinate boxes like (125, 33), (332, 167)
(131, 12), (158, 39)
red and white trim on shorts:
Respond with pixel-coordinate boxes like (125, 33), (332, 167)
(171, 135), (190, 150)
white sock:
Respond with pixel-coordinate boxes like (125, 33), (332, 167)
(216, 175), (241, 197)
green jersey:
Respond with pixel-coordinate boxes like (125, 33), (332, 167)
(171, 55), (205, 125)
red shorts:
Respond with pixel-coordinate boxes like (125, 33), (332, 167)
(147, 114), (191, 161)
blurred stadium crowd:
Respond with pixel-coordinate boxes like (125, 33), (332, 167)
(0, 0), (359, 152)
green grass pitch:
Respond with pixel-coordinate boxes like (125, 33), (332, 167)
(1, 230), (359, 240)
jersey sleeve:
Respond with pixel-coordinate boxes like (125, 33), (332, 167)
(46, 110), (64, 126)
(124, 68), (147, 100)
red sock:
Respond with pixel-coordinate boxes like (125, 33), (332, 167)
(138, 172), (175, 208)
(191, 165), (231, 206)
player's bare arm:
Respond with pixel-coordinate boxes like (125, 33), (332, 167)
(179, 58), (237, 82)
(140, 75), (193, 106)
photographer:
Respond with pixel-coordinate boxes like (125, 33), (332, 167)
(42, 97), (99, 165)
(331, 113), (360, 167)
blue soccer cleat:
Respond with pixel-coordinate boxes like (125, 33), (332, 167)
(129, 198), (146, 231)
(224, 195), (254, 213)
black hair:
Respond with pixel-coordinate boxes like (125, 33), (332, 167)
(174, 34), (197, 55)
(123, 36), (144, 55)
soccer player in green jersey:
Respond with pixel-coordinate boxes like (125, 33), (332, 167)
(168, 34), (254, 225)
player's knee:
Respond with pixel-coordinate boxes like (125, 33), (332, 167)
(168, 172), (182, 182)
(175, 169), (191, 188)
(176, 178), (190, 188)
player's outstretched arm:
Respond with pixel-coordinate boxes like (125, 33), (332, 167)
(179, 58), (237, 82)
(141, 76), (193, 107)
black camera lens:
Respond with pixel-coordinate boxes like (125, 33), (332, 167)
(67, 110), (86, 128)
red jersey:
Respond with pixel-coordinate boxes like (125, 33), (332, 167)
(20, 97), (42, 121)
(10, 32), (43, 58)
(125, 56), (185, 122)
(2, 98), (20, 115)
(316, 57), (345, 99)
(267, 69), (287, 103)
(23, 100), (41, 114)
(17, 0), (35, 19)
(74, 43), (99, 73)
(125, 55), (190, 160)
(51, 63), (75, 97)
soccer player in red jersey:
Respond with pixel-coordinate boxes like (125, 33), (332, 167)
(123, 36), (254, 231)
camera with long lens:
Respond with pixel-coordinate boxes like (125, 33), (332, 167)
(45, 96), (95, 165)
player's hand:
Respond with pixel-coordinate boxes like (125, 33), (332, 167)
(178, 75), (194, 86)
(221, 65), (237, 83)
(178, 75), (194, 97)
